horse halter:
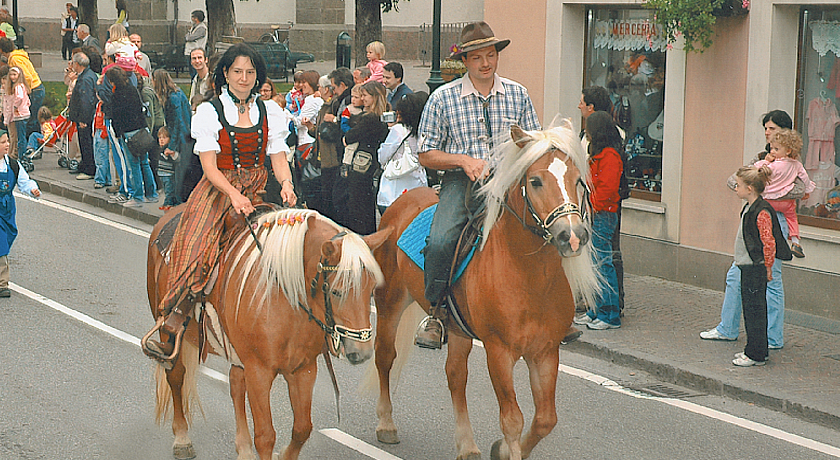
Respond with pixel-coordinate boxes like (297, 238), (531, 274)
(302, 231), (373, 355)
(504, 149), (591, 245)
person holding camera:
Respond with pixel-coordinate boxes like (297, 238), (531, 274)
(341, 80), (389, 234)
(377, 91), (428, 213)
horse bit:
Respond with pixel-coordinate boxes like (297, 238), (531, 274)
(299, 231), (373, 354)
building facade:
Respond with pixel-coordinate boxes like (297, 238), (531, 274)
(486, 0), (839, 321)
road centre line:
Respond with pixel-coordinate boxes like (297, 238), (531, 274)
(22, 193), (838, 458)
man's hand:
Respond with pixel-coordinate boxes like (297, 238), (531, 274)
(461, 156), (488, 181)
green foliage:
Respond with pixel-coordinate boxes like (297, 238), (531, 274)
(644, 0), (727, 53)
(42, 82), (68, 117)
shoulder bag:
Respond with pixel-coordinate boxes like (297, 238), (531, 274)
(383, 135), (421, 180)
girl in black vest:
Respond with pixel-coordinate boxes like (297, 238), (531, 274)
(731, 165), (792, 366)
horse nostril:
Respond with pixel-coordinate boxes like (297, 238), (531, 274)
(346, 352), (360, 364)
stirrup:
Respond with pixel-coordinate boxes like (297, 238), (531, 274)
(141, 316), (186, 368)
(414, 316), (446, 349)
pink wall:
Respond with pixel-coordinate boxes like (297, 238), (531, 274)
(485, 0), (547, 123)
(680, 16), (751, 253)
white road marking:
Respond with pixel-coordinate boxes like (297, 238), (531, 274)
(15, 191), (151, 238)
(472, 341), (840, 458)
(319, 429), (403, 460)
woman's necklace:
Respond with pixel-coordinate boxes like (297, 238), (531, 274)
(227, 88), (251, 114)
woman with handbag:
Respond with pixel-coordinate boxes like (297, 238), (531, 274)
(377, 91), (428, 213)
(106, 66), (157, 207)
(293, 70), (324, 211)
(152, 69), (192, 204)
(341, 81), (389, 234)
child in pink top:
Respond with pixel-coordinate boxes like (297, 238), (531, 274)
(365, 41), (387, 83)
(754, 129), (816, 258)
(1, 66), (31, 160)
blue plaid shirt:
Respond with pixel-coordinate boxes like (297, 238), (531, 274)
(418, 73), (541, 162)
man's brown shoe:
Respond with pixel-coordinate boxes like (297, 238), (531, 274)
(415, 316), (446, 349)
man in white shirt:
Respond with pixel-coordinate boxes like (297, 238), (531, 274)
(189, 48), (211, 108)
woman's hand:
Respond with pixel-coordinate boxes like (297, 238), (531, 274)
(230, 191), (254, 215)
(280, 180), (297, 207)
(31, 189), (41, 198)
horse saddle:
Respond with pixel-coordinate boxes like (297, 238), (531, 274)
(396, 203), (483, 286)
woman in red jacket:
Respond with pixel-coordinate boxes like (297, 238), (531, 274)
(576, 111), (624, 329)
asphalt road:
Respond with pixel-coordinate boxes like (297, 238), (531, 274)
(2, 192), (839, 460)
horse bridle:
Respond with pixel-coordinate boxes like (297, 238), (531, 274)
(299, 231), (373, 355)
(502, 149), (592, 245)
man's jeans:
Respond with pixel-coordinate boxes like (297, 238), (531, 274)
(123, 137), (158, 201)
(585, 211), (620, 326)
(93, 131), (111, 186)
(26, 85), (45, 136)
(713, 211), (788, 347)
(106, 120), (129, 196)
(423, 171), (479, 305)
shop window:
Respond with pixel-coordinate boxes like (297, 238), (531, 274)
(795, 7), (840, 231)
(584, 8), (667, 201)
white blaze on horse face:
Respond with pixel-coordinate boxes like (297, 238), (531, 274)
(547, 156), (581, 252)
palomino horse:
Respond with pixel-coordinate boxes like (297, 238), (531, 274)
(367, 122), (600, 460)
(146, 207), (388, 460)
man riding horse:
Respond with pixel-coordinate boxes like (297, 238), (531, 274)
(143, 43), (297, 363)
(414, 22), (542, 349)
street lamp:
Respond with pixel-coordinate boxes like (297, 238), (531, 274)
(11, 0), (22, 48)
(425, 0), (444, 93)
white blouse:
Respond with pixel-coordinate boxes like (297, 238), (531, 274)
(192, 90), (291, 157)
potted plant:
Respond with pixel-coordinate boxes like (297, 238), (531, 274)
(441, 44), (467, 82)
(644, 0), (750, 53)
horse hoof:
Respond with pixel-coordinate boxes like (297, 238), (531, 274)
(489, 439), (505, 460)
(457, 453), (482, 460)
(173, 443), (196, 460)
(376, 429), (400, 444)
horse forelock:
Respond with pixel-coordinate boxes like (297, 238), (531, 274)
(333, 232), (385, 309)
(479, 121), (588, 249)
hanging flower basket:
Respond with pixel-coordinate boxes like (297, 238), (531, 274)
(441, 59), (467, 82)
(713, 0), (750, 17)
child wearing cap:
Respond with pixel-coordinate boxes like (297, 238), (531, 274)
(0, 129), (41, 298)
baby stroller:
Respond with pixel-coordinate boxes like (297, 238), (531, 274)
(23, 108), (76, 172)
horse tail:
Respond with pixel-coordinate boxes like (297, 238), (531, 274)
(154, 341), (202, 425)
(360, 301), (425, 396)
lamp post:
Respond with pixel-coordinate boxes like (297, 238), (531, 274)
(11, 0), (22, 48)
(425, 0), (444, 93)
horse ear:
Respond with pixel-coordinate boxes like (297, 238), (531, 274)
(363, 227), (393, 251)
(510, 125), (531, 148)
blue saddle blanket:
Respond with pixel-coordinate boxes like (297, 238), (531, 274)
(396, 204), (476, 284)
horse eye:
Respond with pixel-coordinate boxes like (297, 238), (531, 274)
(529, 177), (543, 188)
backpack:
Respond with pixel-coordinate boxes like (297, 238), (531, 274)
(614, 96), (632, 131)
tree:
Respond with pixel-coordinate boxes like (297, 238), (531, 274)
(205, 0), (236, 55)
(78, 0), (99, 40)
(354, 0), (405, 67)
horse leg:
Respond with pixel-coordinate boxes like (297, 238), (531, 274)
(230, 365), (256, 460)
(519, 349), (560, 459)
(165, 359), (197, 460)
(374, 299), (410, 444)
(244, 363), (278, 460)
(446, 334), (480, 460)
(485, 345), (524, 460)
(278, 360), (318, 460)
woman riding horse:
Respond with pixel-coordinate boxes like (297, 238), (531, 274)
(143, 43), (297, 362)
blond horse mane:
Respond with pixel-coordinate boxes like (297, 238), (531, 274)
(476, 118), (601, 307)
(228, 209), (384, 317)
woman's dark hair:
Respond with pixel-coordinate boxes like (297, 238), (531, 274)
(106, 66), (130, 88)
(395, 91), (428, 137)
(115, 0), (127, 13)
(213, 43), (267, 97)
(761, 110), (792, 129)
(585, 111), (623, 156)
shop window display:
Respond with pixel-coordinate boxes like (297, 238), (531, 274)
(796, 7), (840, 228)
(584, 8), (667, 199)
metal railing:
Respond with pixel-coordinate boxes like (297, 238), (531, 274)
(419, 22), (470, 65)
